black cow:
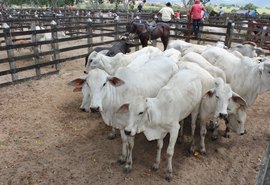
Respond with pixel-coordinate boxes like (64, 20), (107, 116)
(85, 38), (132, 68)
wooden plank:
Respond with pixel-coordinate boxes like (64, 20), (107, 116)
(0, 70), (59, 88)
(256, 141), (270, 185)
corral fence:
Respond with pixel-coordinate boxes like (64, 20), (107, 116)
(0, 9), (269, 87)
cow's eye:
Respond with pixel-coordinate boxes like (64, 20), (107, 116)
(237, 120), (241, 124)
(102, 83), (106, 87)
(138, 112), (143, 115)
(216, 96), (219, 99)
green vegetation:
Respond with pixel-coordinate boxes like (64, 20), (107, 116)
(1, 0), (270, 15)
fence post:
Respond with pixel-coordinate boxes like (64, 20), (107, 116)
(86, 18), (93, 54)
(225, 21), (233, 48)
(101, 14), (104, 42)
(114, 15), (120, 40)
(260, 26), (267, 48)
(31, 22), (41, 78)
(50, 20), (60, 70)
(3, 23), (18, 82)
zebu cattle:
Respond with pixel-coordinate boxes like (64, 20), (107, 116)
(177, 62), (247, 144)
(167, 39), (208, 56)
(121, 69), (203, 181)
(71, 47), (164, 112)
(229, 41), (265, 58)
(181, 52), (226, 81)
(201, 46), (270, 107)
(120, 62), (243, 181)
(86, 56), (178, 173)
(88, 46), (163, 74)
(84, 38), (133, 73)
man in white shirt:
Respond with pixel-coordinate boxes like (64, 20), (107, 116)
(157, 2), (174, 23)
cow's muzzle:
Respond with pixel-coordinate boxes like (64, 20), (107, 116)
(219, 113), (228, 120)
(90, 107), (100, 113)
(124, 130), (131, 136)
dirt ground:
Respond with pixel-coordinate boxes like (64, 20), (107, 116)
(1, 41), (270, 185)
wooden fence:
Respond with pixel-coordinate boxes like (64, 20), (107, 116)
(0, 10), (269, 87)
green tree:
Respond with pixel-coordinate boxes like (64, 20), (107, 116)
(241, 3), (257, 10)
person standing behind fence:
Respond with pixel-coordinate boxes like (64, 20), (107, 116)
(157, 2), (174, 24)
(137, 3), (143, 13)
(190, 0), (206, 39)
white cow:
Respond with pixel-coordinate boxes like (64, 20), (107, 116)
(89, 46), (163, 74)
(88, 56), (178, 173)
(167, 39), (193, 53)
(201, 47), (270, 107)
(198, 80), (247, 154)
(72, 47), (163, 111)
(121, 69), (204, 181)
(181, 52), (226, 81)
(177, 62), (247, 144)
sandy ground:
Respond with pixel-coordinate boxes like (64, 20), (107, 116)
(0, 40), (270, 185)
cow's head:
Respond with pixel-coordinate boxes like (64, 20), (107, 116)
(118, 96), (151, 137)
(204, 78), (233, 121)
(226, 92), (247, 135)
(88, 68), (110, 113)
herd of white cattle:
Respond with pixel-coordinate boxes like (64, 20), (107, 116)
(69, 40), (270, 181)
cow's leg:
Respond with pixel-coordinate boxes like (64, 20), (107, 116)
(177, 120), (184, 144)
(190, 107), (199, 153)
(224, 121), (231, 138)
(118, 130), (127, 164)
(211, 118), (220, 140)
(152, 138), (164, 171)
(123, 135), (134, 173)
(165, 122), (180, 182)
(200, 122), (207, 155)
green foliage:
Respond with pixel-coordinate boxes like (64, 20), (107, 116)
(241, 3), (257, 10)
(201, 0), (210, 5)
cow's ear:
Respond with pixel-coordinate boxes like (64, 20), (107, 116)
(67, 78), (86, 92)
(204, 89), (215, 97)
(232, 92), (247, 107)
(117, 103), (129, 113)
(107, 77), (125, 87)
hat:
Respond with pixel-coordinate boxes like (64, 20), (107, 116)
(195, 0), (200, 3)
(166, 2), (172, 6)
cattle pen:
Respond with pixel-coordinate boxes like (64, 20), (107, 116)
(0, 9), (270, 87)
(0, 8), (270, 185)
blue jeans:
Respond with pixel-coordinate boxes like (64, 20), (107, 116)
(192, 19), (201, 38)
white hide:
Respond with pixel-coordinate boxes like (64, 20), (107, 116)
(122, 69), (203, 181)
(90, 46), (163, 75)
(201, 46), (270, 107)
(87, 56), (178, 173)
(181, 52), (226, 81)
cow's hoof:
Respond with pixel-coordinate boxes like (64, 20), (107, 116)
(80, 108), (86, 112)
(200, 151), (207, 156)
(123, 164), (132, 173)
(189, 146), (196, 154)
(107, 132), (117, 140)
(165, 173), (173, 182)
(211, 135), (218, 141)
(152, 163), (159, 171)
(117, 156), (126, 165)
